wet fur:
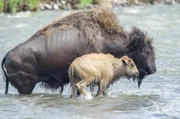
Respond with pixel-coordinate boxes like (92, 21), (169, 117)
(1, 8), (156, 94)
(69, 53), (139, 98)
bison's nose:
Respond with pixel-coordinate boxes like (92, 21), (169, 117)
(154, 68), (156, 73)
(147, 67), (156, 75)
(151, 67), (156, 74)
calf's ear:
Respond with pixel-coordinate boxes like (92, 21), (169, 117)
(122, 59), (127, 66)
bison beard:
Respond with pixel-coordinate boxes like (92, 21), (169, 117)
(1, 8), (156, 94)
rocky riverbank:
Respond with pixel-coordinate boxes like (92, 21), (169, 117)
(0, 0), (180, 13)
(112, 0), (180, 6)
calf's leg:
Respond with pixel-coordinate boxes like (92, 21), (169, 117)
(96, 79), (108, 97)
(70, 78), (79, 98)
(76, 77), (94, 99)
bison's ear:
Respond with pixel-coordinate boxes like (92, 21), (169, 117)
(122, 59), (127, 66)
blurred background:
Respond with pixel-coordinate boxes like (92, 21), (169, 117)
(0, 0), (180, 119)
(0, 0), (180, 13)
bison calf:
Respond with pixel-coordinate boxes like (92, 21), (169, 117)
(68, 53), (139, 99)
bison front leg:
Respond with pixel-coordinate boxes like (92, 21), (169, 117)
(76, 77), (94, 100)
(96, 79), (108, 97)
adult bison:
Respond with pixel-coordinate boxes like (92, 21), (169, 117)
(1, 8), (156, 94)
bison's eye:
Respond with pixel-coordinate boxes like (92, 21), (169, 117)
(131, 64), (134, 67)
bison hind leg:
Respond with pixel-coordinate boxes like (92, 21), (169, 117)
(17, 85), (35, 94)
(11, 78), (36, 94)
(9, 72), (37, 94)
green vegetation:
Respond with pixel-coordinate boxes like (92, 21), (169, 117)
(27, 0), (40, 11)
(0, 0), (178, 14)
(1, 0), (40, 13)
(80, 0), (93, 8)
(0, 0), (3, 13)
(7, 0), (18, 13)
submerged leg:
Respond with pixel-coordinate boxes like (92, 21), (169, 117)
(70, 78), (79, 98)
(103, 88), (108, 96)
(96, 79), (108, 97)
(9, 72), (38, 94)
(103, 83), (111, 96)
(59, 85), (63, 94)
(15, 78), (36, 94)
(76, 77), (94, 100)
(17, 84), (35, 94)
(71, 84), (78, 98)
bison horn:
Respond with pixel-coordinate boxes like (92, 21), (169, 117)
(145, 31), (149, 40)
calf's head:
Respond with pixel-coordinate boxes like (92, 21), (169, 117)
(120, 56), (139, 78)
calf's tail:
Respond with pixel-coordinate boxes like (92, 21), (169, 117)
(1, 55), (9, 94)
(68, 64), (78, 97)
(68, 64), (75, 89)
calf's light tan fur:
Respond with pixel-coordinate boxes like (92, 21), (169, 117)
(68, 53), (139, 99)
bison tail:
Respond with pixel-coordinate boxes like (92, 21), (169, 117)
(1, 55), (9, 94)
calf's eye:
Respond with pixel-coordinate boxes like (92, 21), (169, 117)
(131, 64), (134, 67)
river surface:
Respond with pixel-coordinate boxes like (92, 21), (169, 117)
(0, 4), (180, 119)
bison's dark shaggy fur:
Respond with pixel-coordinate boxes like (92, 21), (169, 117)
(1, 8), (156, 94)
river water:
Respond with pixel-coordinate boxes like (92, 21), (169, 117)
(0, 4), (180, 119)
